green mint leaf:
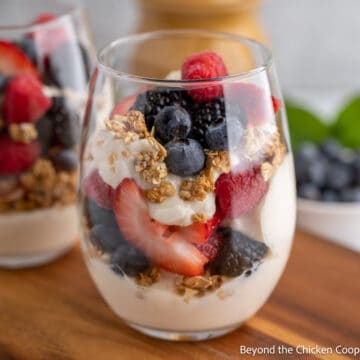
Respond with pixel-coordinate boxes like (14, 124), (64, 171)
(285, 102), (330, 151)
(333, 95), (360, 148)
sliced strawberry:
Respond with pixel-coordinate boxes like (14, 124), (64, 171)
(110, 93), (138, 118)
(83, 170), (114, 209)
(2, 74), (52, 124)
(182, 51), (228, 102)
(33, 13), (57, 24)
(196, 230), (222, 262)
(0, 40), (38, 77)
(114, 179), (208, 276)
(0, 135), (40, 175)
(215, 167), (268, 219)
(272, 96), (282, 113)
(175, 210), (222, 245)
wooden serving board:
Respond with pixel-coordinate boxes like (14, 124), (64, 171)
(0, 230), (359, 360)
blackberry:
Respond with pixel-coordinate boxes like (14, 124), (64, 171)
(190, 97), (225, 146)
(131, 87), (193, 130)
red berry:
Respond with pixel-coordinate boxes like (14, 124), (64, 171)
(182, 51), (228, 102)
(113, 179), (208, 276)
(3, 74), (52, 124)
(110, 93), (138, 118)
(83, 170), (114, 209)
(272, 96), (282, 113)
(196, 231), (222, 262)
(0, 135), (40, 175)
(0, 40), (38, 77)
(33, 13), (57, 24)
(215, 167), (268, 219)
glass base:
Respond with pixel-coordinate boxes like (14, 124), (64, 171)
(0, 245), (73, 269)
(127, 322), (240, 341)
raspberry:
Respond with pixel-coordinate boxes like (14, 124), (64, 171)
(181, 51), (228, 102)
(215, 167), (268, 219)
(0, 135), (40, 175)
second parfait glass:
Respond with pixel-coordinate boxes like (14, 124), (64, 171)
(79, 30), (296, 341)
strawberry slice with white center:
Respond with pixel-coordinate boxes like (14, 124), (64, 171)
(0, 40), (38, 77)
(114, 179), (208, 276)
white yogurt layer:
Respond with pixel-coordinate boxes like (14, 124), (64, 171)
(0, 205), (78, 257)
(85, 154), (296, 332)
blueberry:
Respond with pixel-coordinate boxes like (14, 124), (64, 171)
(17, 38), (37, 65)
(319, 139), (342, 159)
(154, 105), (191, 144)
(165, 139), (205, 176)
(210, 228), (269, 277)
(321, 189), (339, 202)
(297, 142), (321, 163)
(298, 183), (321, 200)
(51, 149), (77, 171)
(326, 162), (352, 190)
(85, 199), (118, 228)
(111, 244), (150, 276)
(307, 160), (328, 187)
(90, 224), (123, 253)
(46, 41), (87, 91)
(35, 115), (53, 156)
(48, 97), (80, 149)
(339, 187), (360, 202)
(204, 115), (244, 151)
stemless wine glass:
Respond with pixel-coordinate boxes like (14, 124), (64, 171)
(79, 30), (296, 341)
(0, 0), (96, 268)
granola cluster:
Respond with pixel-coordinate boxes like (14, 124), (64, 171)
(134, 150), (168, 185)
(8, 123), (38, 144)
(144, 181), (176, 203)
(0, 159), (77, 213)
(175, 272), (225, 298)
(136, 267), (160, 286)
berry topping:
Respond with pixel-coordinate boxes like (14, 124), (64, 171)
(272, 96), (282, 113)
(113, 179), (208, 276)
(210, 228), (269, 277)
(47, 96), (80, 149)
(50, 149), (77, 171)
(182, 51), (228, 102)
(0, 40), (38, 77)
(90, 224), (124, 253)
(110, 93), (138, 117)
(2, 74), (52, 124)
(154, 105), (191, 144)
(0, 135), (40, 175)
(83, 170), (114, 209)
(85, 198), (119, 228)
(215, 167), (268, 219)
(131, 87), (193, 130)
(46, 42), (87, 90)
(165, 138), (205, 177)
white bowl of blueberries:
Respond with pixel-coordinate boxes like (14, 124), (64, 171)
(295, 139), (360, 252)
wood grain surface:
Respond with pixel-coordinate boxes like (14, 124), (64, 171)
(0, 230), (359, 360)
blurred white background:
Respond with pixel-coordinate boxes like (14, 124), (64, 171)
(3, 0), (359, 116)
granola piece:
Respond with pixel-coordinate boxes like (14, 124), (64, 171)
(136, 267), (160, 287)
(8, 123), (38, 144)
(105, 111), (148, 144)
(134, 150), (168, 185)
(144, 181), (175, 203)
(175, 272), (225, 297)
(179, 173), (215, 201)
(261, 161), (275, 182)
(191, 213), (207, 223)
(206, 150), (230, 173)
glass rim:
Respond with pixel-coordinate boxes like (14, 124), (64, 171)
(0, 0), (81, 32)
(97, 29), (273, 86)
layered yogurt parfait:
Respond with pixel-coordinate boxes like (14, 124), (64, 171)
(0, 2), (94, 268)
(80, 31), (296, 340)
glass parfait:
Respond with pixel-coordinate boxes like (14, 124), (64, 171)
(0, 0), (95, 268)
(79, 30), (296, 341)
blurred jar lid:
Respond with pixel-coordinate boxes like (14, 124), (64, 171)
(136, 0), (262, 15)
